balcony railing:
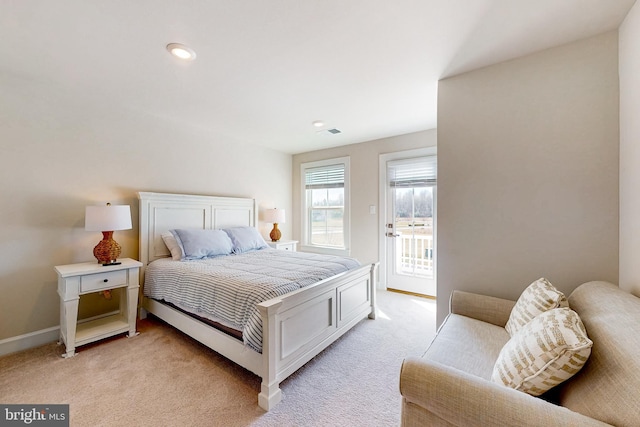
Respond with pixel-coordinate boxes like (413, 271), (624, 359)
(395, 232), (434, 278)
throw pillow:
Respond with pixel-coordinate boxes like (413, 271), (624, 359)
(492, 307), (592, 396)
(161, 232), (183, 261)
(505, 278), (568, 336)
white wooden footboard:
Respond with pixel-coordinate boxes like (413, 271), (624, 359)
(257, 262), (378, 410)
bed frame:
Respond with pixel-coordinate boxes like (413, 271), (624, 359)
(137, 191), (377, 410)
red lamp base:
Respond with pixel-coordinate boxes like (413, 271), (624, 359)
(93, 231), (122, 265)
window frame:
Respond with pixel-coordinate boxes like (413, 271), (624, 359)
(300, 156), (351, 256)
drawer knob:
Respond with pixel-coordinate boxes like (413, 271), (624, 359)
(103, 279), (108, 282)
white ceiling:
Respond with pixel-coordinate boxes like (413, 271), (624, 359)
(1, 0), (635, 154)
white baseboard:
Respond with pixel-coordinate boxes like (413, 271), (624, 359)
(0, 311), (122, 357)
(0, 326), (60, 357)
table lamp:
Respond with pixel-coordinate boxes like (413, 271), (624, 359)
(264, 208), (285, 242)
(85, 203), (132, 266)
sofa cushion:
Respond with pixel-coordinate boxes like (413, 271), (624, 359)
(505, 278), (568, 336)
(558, 282), (640, 426)
(492, 307), (592, 396)
(424, 313), (510, 380)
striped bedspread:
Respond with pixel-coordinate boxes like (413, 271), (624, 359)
(143, 249), (361, 353)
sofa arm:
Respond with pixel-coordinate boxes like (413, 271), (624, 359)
(399, 358), (611, 427)
(450, 290), (515, 327)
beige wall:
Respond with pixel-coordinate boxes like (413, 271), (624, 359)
(619, 1), (640, 296)
(436, 32), (620, 325)
(0, 74), (292, 342)
(292, 130), (436, 266)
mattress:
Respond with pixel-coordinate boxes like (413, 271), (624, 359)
(143, 249), (361, 352)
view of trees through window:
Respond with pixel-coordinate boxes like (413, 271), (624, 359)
(395, 188), (432, 220)
(309, 187), (344, 247)
(395, 187), (433, 233)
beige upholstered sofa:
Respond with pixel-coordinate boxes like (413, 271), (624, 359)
(399, 281), (640, 427)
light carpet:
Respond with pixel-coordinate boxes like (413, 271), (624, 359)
(0, 290), (436, 427)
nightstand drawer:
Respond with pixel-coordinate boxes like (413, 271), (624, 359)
(80, 270), (127, 293)
(267, 240), (298, 252)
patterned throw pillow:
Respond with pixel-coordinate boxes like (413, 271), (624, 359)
(505, 278), (568, 336)
(492, 307), (592, 396)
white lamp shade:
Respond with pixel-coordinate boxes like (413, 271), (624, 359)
(264, 208), (285, 224)
(85, 205), (132, 231)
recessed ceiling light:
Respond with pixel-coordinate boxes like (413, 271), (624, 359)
(312, 120), (324, 127)
(166, 43), (196, 61)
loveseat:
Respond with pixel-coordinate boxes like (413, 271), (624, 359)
(399, 281), (640, 426)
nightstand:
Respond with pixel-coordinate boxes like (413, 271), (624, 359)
(267, 240), (298, 252)
(55, 258), (143, 358)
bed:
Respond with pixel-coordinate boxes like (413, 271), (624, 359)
(138, 191), (378, 410)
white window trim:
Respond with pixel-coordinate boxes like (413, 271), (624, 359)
(300, 156), (350, 256)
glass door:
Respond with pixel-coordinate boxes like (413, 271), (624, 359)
(385, 156), (436, 296)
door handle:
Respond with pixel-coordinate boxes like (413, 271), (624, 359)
(386, 232), (399, 237)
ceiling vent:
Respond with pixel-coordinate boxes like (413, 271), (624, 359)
(317, 128), (342, 136)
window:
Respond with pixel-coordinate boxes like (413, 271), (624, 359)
(301, 157), (350, 255)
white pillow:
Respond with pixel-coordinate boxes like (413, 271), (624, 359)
(505, 278), (568, 336)
(222, 226), (268, 254)
(170, 229), (234, 260)
(161, 232), (183, 261)
(492, 307), (592, 396)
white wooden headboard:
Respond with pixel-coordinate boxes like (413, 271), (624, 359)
(138, 192), (257, 271)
